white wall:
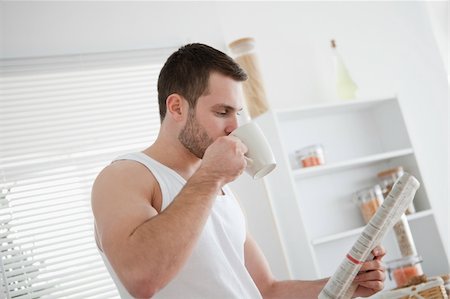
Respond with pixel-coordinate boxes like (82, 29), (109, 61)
(2, 1), (448, 279)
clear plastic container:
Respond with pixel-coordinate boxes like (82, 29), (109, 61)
(377, 166), (415, 214)
(387, 255), (423, 288)
(353, 185), (384, 224)
(295, 144), (325, 168)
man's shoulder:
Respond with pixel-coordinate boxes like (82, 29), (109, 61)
(98, 159), (148, 181)
(93, 159), (158, 197)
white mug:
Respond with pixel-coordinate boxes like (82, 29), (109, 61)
(231, 122), (277, 179)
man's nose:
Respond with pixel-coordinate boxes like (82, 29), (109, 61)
(225, 115), (239, 135)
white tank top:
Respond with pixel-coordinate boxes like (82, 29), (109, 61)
(98, 152), (262, 299)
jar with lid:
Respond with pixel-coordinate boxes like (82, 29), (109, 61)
(377, 166), (415, 214)
(353, 185), (384, 224)
(387, 255), (424, 288)
(295, 144), (325, 168)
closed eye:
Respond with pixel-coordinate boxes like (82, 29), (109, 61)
(215, 110), (241, 117)
(215, 111), (228, 117)
(211, 104), (243, 117)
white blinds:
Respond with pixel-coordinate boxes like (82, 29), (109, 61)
(0, 46), (176, 298)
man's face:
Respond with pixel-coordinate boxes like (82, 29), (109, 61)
(178, 72), (244, 158)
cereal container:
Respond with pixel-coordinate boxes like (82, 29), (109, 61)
(353, 185), (384, 224)
(295, 144), (325, 168)
(387, 255), (424, 288)
(377, 166), (415, 214)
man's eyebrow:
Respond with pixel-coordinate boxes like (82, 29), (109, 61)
(211, 104), (243, 111)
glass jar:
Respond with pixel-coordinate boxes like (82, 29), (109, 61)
(295, 144), (325, 168)
(353, 185), (384, 224)
(387, 255), (423, 288)
(393, 215), (417, 257)
(377, 166), (415, 214)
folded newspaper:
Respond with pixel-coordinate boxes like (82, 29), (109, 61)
(319, 173), (420, 299)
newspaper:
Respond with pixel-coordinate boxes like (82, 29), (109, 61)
(319, 173), (420, 299)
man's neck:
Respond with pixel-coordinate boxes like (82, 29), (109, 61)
(142, 137), (201, 181)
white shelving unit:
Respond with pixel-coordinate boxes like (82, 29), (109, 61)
(254, 97), (450, 284)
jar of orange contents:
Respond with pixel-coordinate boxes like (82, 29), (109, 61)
(377, 166), (416, 214)
(387, 255), (423, 288)
(353, 185), (384, 224)
(295, 144), (325, 168)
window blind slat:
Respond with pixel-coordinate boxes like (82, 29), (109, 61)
(22, 276), (116, 299)
(6, 251), (102, 280)
(5, 240), (97, 270)
(70, 287), (120, 299)
(0, 47), (172, 67)
(1, 84), (155, 104)
(1, 114), (159, 138)
(1, 69), (159, 92)
(1, 105), (159, 129)
(22, 261), (108, 285)
(6, 267), (109, 295)
(6, 214), (93, 234)
(1, 89), (158, 110)
(24, 270), (111, 298)
(0, 130), (157, 157)
(0, 144), (144, 175)
(16, 259), (107, 286)
(1, 100), (157, 122)
(4, 224), (92, 243)
(8, 270), (112, 297)
(4, 230), (92, 260)
(0, 139), (153, 169)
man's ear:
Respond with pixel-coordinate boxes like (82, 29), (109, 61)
(166, 94), (187, 121)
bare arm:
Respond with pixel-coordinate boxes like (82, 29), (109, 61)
(91, 136), (247, 298)
(244, 235), (386, 298)
(244, 234), (327, 298)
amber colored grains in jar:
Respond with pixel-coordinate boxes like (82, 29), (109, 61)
(393, 266), (421, 287)
(301, 156), (322, 168)
(360, 199), (381, 224)
(295, 144), (325, 168)
(393, 216), (417, 257)
(387, 255), (423, 288)
(377, 166), (416, 214)
(353, 185), (384, 224)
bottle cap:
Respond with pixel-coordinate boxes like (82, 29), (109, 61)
(228, 37), (256, 56)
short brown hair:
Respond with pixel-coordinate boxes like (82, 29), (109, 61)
(157, 43), (247, 122)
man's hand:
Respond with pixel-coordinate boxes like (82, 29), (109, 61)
(200, 136), (248, 185)
(352, 245), (387, 298)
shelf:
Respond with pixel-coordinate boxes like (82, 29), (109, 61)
(256, 96), (449, 278)
(293, 148), (414, 179)
(276, 96), (397, 121)
(311, 209), (434, 246)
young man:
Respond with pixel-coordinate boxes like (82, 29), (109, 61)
(91, 43), (386, 298)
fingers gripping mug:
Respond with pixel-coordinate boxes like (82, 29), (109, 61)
(230, 122), (277, 179)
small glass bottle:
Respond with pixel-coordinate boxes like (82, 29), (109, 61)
(331, 39), (358, 100)
(353, 185), (384, 224)
(377, 166), (416, 214)
(295, 144), (325, 168)
(386, 255), (423, 288)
